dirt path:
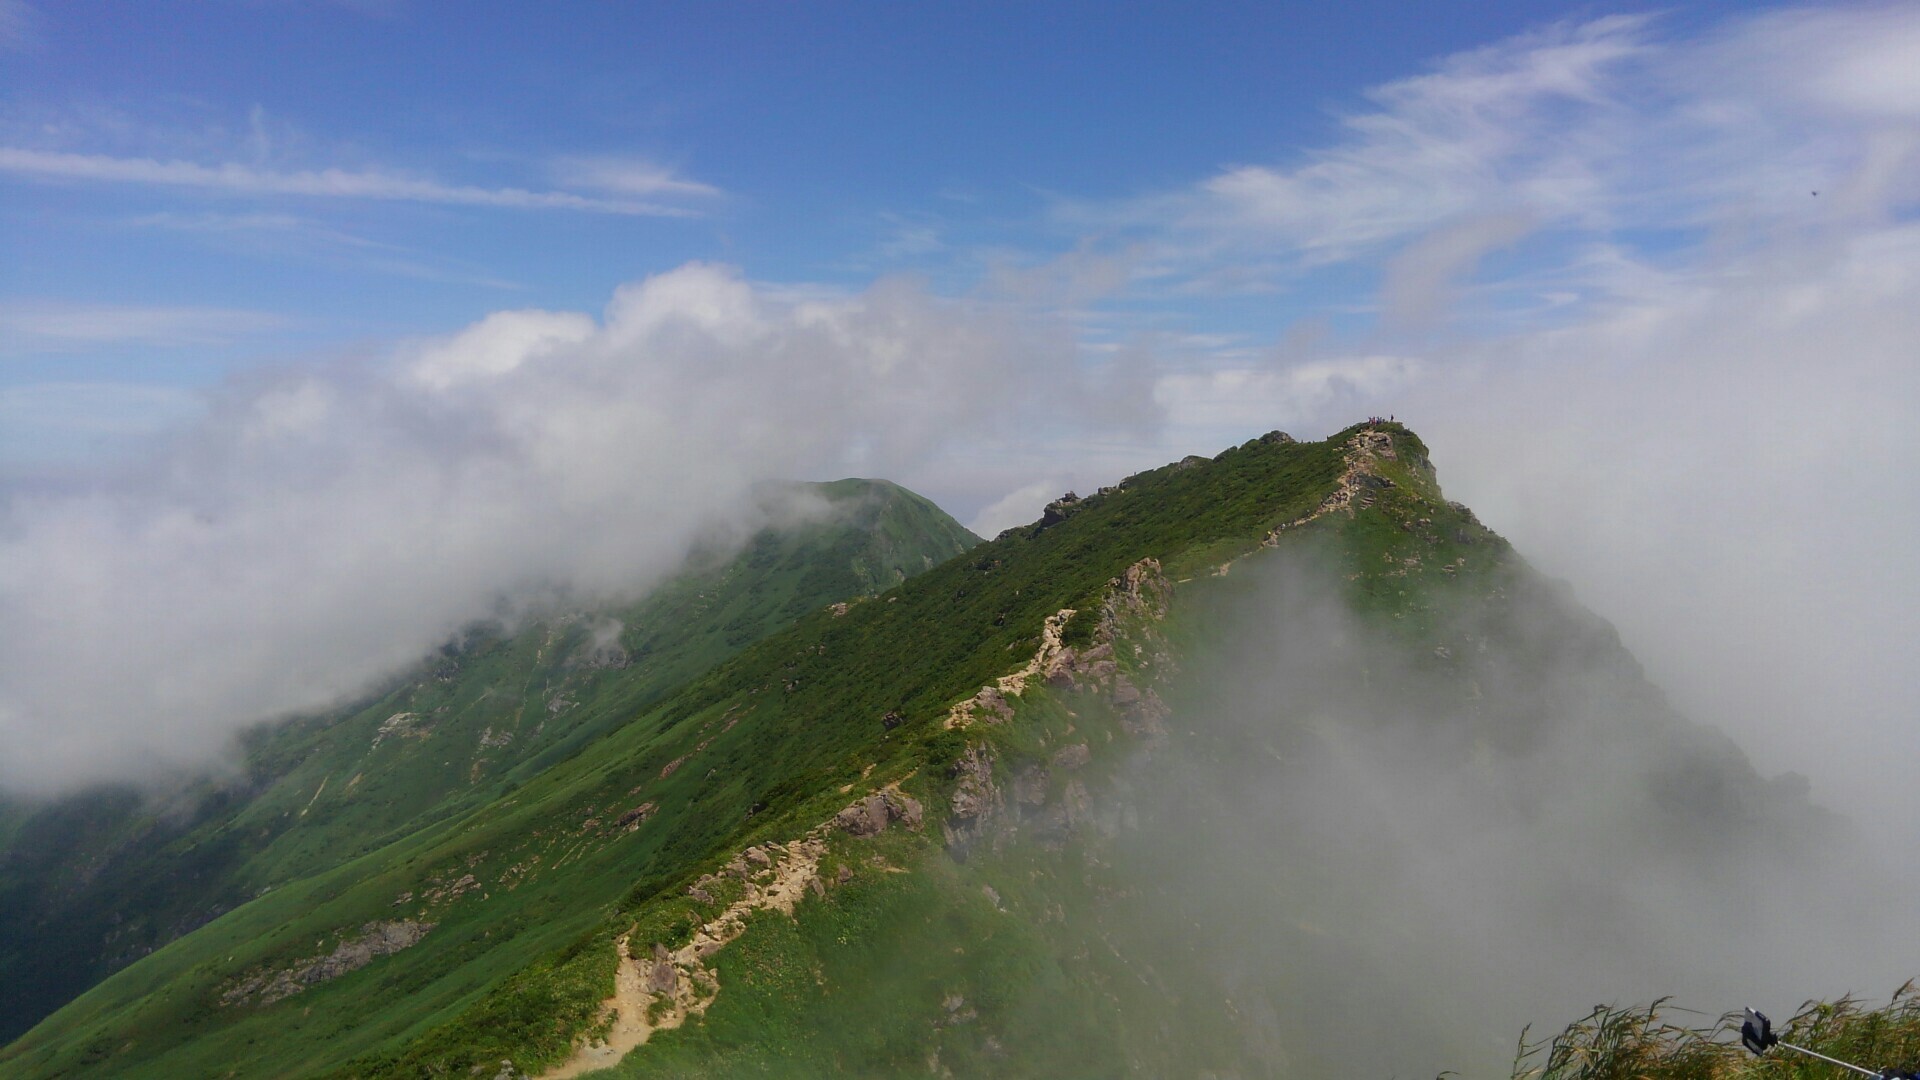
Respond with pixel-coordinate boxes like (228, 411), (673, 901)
(538, 836), (827, 1078)
(541, 934), (655, 1079)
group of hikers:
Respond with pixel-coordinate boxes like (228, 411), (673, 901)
(1365, 414), (1396, 426)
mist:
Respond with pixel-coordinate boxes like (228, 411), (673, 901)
(1080, 544), (1915, 1078)
(0, 263), (1153, 795)
(1139, 1), (1920, 866)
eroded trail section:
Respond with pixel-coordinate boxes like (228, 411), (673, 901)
(541, 835), (825, 1078)
(540, 786), (922, 1079)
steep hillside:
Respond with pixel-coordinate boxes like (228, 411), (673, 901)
(0, 478), (976, 1045)
(1, 426), (1855, 1079)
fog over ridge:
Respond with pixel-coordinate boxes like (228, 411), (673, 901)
(0, 264), (1155, 795)
(1081, 545), (1918, 1078)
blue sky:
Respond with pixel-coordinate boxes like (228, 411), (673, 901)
(2, 0), (1773, 443)
(3, 1), (1920, 827)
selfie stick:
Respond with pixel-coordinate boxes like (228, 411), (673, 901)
(1742, 1008), (1913, 1079)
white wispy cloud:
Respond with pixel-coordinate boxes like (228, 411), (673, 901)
(0, 301), (288, 351)
(1199, 15), (1644, 259)
(553, 155), (723, 199)
(0, 147), (707, 216)
(1065, 6), (1920, 307)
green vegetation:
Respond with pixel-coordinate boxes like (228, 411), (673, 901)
(1514, 987), (1920, 1079)
(2, 429), (1352, 1078)
(5, 424), (1873, 1080)
(0, 478), (976, 1046)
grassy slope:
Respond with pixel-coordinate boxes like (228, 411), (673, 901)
(9, 425), (1857, 1079)
(551, 427), (1508, 1077)
(0, 478), (976, 1048)
(2, 429), (1346, 1078)
(571, 427), (1854, 1079)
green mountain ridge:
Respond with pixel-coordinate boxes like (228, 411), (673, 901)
(0, 426), (1871, 1079)
(0, 476), (978, 1046)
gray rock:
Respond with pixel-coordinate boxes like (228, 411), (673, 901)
(1012, 766), (1049, 807)
(646, 947), (678, 994)
(1050, 743), (1092, 771)
(833, 795), (889, 837)
(882, 790), (925, 830)
(222, 919), (434, 1007)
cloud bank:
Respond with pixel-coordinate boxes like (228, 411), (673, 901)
(1106, 4), (1920, 855)
(1086, 549), (1914, 1078)
(0, 264), (1151, 794)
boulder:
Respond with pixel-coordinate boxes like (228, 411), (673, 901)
(834, 794), (886, 837)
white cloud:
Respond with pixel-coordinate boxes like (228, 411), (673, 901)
(0, 302), (287, 350)
(966, 479), (1060, 538)
(1186, 15), (1648, 262)
(1065, 5), (1920, 312)
(1393, 220), (1920, 853)
(553, 156), (722, 199)
(405, 309), (598, 390)
(1153, 355), (1423, 444)
(0, 147), (708, 216)
(0, 263), (1154, 794)
(1379, 212), (1536, 327)
(1710, 5), (1920, 121)
(1154, 223), (1920, 857)
(1053, 5), (1920, 860)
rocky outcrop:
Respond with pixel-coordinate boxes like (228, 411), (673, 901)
(943, 746), (1003, 855)
(221, 920), (433, 1007)
(832, 788), (924, 837)
(615, 802), (657, 830)
(944, 608), (1076, 728)
(371, 711), (429, 748)
(1031, 491), (1084, 533)
(1011, 765), (1049, 808)
(1026, 559), (1177, 739)
(1262, 426), (1426, 545)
